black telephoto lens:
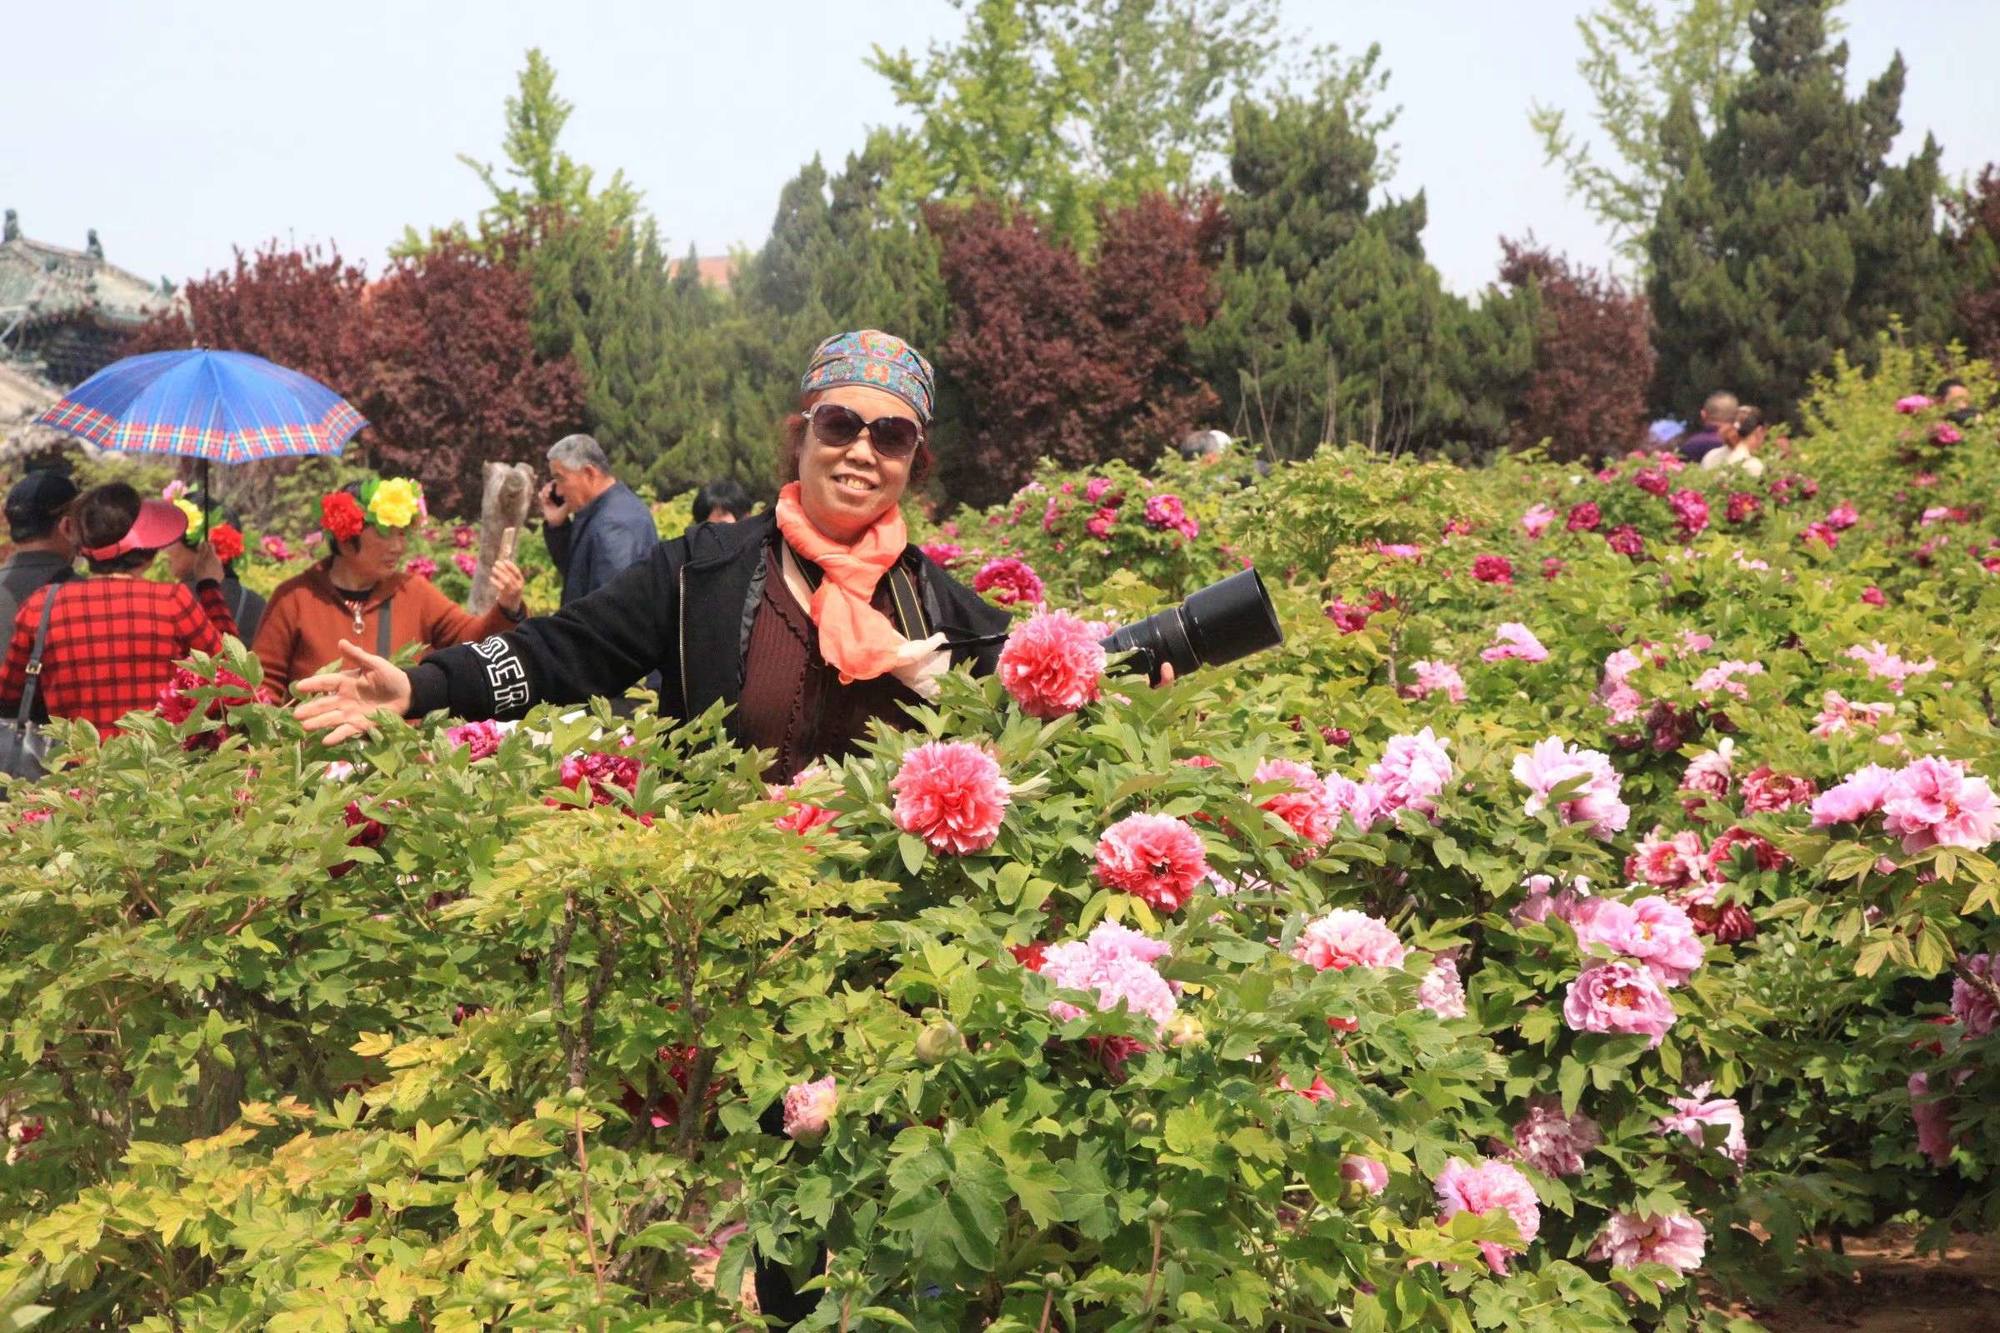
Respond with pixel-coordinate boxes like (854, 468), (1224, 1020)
(1100, 567), (1282, 683)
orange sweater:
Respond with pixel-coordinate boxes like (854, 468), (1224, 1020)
(253, 563), (523, 695)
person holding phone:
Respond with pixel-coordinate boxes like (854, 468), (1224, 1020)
(538, 434), (660, 606)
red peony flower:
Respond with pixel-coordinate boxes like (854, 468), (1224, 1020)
(1633, 469), (1670, 496)
(1094, 812), (1210, 912)
(330, 801), (388, 879)
(209, 523), (245, 563)
(1009, 941), (1048, 972)
(972, 557), (1045, 607)
(1605, 524), (1646, 557)
(1471, 554), (1514, 585)
(1725, 492), (1760, 524)
(1706, 826), (1789, 878)
(1566, 502), (1602, 532)
(1740, 765), (1816, 813)
(999, 611), (1106, 719)
(322, 492), (366, 542)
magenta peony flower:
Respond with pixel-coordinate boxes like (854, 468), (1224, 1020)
(1521, 504), (1556, 539)
(1909, 1071), (1955, 1166)
(261, 534), (295, 562)
(443, 720), (506, 760)
(782, 1075), (838, 1140)
(1881, 757), (2000, 853)
(1952, 953), (1997, 1038)
(919, 541), (963, 568)
(449, 552), (476, 578)
(1633, 468), (1670, 497)
(1896, 394), (1933, 414)
(972, 557), (1045, 607)
(1510, 1098), (1602, 1177)
(1471, 554), (1514, 585)
(1565, 502), (1602, 532)
(1725, 491), (1761, 524)
(1624, 827), (1707, 890)
(1514, 737), (1630, 839)
(1810, 764), (1898, 827)
(1142, 493), (1199, 538)
(1367, 727), (1454, 818)
(1435, 1158), (1541, 1274)
(1563, 960), (1676, 1044)
(1404, 659), (1467, 703)
(1417, 957), (1468, 1018)
(1932, 422), (1964, 445)
(1826, 501), (1859, 530)
(892, 741), (1010, 854)
(1605, 524), (1647, 557)
(1094, 812), (1210, 912)
(999, 611), (1106, 719)
(1659, 1084), (1748, 1164)
(1040, 921), (1176, 1032)
(404, 556), (438, 579)
(1341, 1154), (1390, 1195)
(1800, 521), (1839, 550)
(1292, 909), (1407, 972)
(1325, 598), (1371, 633)
(1668, 489), (1709, 536)
(451, 524), (476, 549)
(1480, 622), (1549, 664)
(1085, 506), (1117, 538)
(1590, 1211), (1706, 1276)
(1084, 477), (1116, 504)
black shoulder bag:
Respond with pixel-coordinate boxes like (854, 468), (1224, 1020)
(0, 584), (63, 783)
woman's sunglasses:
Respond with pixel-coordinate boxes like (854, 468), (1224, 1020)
(805, 402), (924, 460)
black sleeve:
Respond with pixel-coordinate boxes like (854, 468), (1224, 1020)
(544, 519), (574, 578)
(406, 537), (685, 722)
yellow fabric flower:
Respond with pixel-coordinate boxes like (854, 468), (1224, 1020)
(367, 478), (422, 529)
(172, 497), (204, 539)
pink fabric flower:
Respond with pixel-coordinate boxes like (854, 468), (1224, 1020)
(1521, 504), (1556, 539)
(1810, 764), (1897, 827)
(919, 541), (963, 568)
(1095, 813), (1210, 912)
(1590, 1212), (1707, 1276)
(1434, 1158), (1541, 1274)
(1341, 1155), (1390, 1195)
(443, 720), (506, 760)
(1417, 957), (1468, 1018)
(1367, 728), (1453, 818)
(1882, 757), (2000, 853)
(1952, 953), (1997, 1038)
(1658, 1084), (1747, 1164)
(1624, 827), (1706, 890)
(782, 1076), (838, 1139)
(1513, 737), (1630, 839)
(1404, 659), (1467, 703)
(1040, 922), (1176, 1031)
(1480, 623), (1549, 663)
(891, 741), (1010, 854)
(1566, 502), (1601, 532)
(1563, 960), (1676, 1045)
(1292, 909), (1407, 972)
(973, 557), (1045, 607)
(1740, 765), (1816, 813)
(999, 611), (1106, 719)
(1510, 1098), (1602, 1177)
(1472, 554), (1514, 585)
(1253, 759), (1341, 846)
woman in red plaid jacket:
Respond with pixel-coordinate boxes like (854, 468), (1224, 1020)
(0, 483), (237, 733)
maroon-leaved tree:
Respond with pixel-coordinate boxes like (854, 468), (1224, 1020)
(1497, 238), (1654, 463)
(928, 194), (1224, 505)
(353, 236), (586, 514)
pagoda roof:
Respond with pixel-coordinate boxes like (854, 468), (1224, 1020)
(0, 230), (175, 340)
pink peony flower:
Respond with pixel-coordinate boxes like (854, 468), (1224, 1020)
(1566, 502), (1602, 532)
(1896, 394), (1933, 414)
(1375, 541), (1424, 560)
(1367, 728), (1454, 818)
(1826, 501), (1859, 530)
(1909, 1071), (1955, 1166)
(1143, 493), (1199, 538)
(452, 524), (476, 549)
(782, 1075), (838, 1139)
(1932, 422), (1964, 446)
(1040, 922), (1176, 1032)
(1605, 524), (1646, 557)
(1084, 507), (1117, 538)
(891, 741), (1011, 854)
(1472, 554), (1514, 585)
(1692, 660), (1763, 700)
(1292, 909), (1407, 972)
(1417, 957), (1468, 1018)
(1624, 827), (1707, 890)
(1404, 659), (1467, 703)
(1705, 826), (1787, 879)
(1434, 1158), (1541, 1274)
(1847, 641), (1936, 693)
(1279, 1071), (1338, 1103)
(1633, 468), (1670, 497)
(1563, 960), (1676, 1045)
(1658, 1084), (1747, 1164)
(1679, 740), (1735, 799)
(1325, 599), (1371, 634)
(405, 556), (438, 579)
(1480, 622), (1549, 663)
(973, 557), (1045, 607)
(919, 541), (963, 568)
(443, 720), (506, 760)
(1512, 874), (1589, 928)
(1590, 1212), (1707, 1276)
(1510, 1098), (1602, 1177)
(1571, 895), (1704, 986)
(1812, 691), (1895, 738)
(1881, 757), (2000, 853)
(450, 552), (477, 578)
(1095, 812), (1210, 912)
(1341, 1154), (1390, 1195)
(261, 534), (295, 562)
(999, 611), (1106, 719)
(1668, 489), (1710, 536)
(1253, 758), (1342, 846)
(1725, 492), (1761, 524)
(1521, 504), (1556, 539)
(1740, 765), (1816, 813)
(558, 752), (645, 813)
(1810, 764), (1897, 827)
(1952, 953), (1997, 1038)
(1513, 737), (1630, 840)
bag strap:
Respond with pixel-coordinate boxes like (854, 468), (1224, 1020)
(15, 584), (61, 728)
(377, 597), (395, 658)
(226, 580), (248, 630)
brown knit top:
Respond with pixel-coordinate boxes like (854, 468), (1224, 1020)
(737, 541), (924, 783)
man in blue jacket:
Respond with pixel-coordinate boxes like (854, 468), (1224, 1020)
(538, 434), (661, 606)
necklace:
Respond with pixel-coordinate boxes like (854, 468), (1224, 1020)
(332, 582), (376, 636)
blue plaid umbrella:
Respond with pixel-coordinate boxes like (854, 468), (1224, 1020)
(35, 349), (365, 463)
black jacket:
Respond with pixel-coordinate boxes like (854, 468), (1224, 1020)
(407, 511), (1011, 728)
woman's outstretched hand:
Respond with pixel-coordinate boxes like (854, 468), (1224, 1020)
(294, 641), (415, 744)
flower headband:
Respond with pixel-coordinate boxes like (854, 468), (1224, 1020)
(322, 477), (425, 543)
(163, 483), (246, 562)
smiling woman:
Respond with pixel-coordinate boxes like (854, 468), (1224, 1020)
(291, 330), (1013, 787)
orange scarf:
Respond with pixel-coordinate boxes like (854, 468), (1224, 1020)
(772, 481), (910, 684)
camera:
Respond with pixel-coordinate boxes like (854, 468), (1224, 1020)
(1100, 567), (1283, 684)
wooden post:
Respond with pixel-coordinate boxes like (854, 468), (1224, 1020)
(468, 461), (534, 614)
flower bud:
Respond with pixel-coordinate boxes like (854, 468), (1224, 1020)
(915, 1020), (962, 1066)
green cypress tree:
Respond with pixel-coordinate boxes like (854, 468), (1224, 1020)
(1647, 0), (1955, 419)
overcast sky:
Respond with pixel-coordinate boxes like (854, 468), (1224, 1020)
(5, 1), (1996, 297)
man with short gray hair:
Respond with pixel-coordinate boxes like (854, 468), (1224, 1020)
(539, 434), (660, 606)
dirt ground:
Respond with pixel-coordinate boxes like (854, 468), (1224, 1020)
(1718, 1230), (2000, 1332)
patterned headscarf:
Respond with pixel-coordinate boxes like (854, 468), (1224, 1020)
(800, 329), (935, 423)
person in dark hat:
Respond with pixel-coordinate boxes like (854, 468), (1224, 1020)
(0, 482), (236, 733)
(0, 470), (80, 635)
